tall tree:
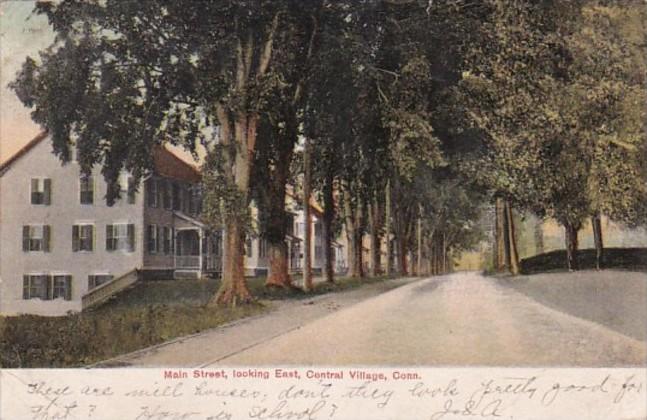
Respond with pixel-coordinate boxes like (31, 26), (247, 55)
(12, 0), (304, 304)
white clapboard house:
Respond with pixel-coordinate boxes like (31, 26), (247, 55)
(0, 132), (221, 316)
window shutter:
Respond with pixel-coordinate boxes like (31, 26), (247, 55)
(43, 225), (51, 252)
(22, 226), (30, 251)
(46, 275), (53, 300)
(156, 225), (161, 253)
(127, 224), (135, 252)
(127, 177), (136, 204)
(171, 228), (175, 253)
(90, 225), (95, 251)
(72, 225), (79, 252)
(30, 179), (39, 204)
(106, 225), (113, 251)
(65, 276), (72, 301)
(43, 178), (52, 205)
(23, 276), (29, 299)
(88, 275), (96, 290)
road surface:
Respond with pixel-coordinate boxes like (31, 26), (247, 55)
(211, 272), (646, 366)
(119, 272), (646, 367)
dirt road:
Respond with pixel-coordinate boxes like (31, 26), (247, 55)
(210, 272), (646, 366)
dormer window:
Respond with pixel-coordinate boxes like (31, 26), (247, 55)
(31, 178), (51, 205)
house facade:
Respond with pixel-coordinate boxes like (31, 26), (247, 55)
(0, 133), (349, 316)
(0, 133), (219, 316)
(243, 195), (348, 278)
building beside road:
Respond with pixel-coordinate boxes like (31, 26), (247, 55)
(0, 133), (347, 316)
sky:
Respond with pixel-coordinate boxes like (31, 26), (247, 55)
(0, 1), (53, 164)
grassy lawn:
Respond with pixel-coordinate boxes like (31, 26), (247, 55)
(0, 274), (393, 368)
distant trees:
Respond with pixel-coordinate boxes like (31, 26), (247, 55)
(454, 0), (646, 272)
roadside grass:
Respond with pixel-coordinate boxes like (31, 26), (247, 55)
(0, 274), (393, 368)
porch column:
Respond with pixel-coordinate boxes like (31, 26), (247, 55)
(174, 230), (178, 269)
(287, 238), (292, 273)
(198, 229), (204, 278)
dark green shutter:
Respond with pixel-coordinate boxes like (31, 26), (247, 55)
(43, 178), (52, 205)
(65, 276), (72, 301)
(23, 276), (29, 299)
(46, 275), (53, 300)
(22, 226), (30, 251)
(127, 224), (135, 252)
(43, 225), (51, 252)
(106, 225), (113, 251)
(30, 179), (39, 204)
(88, 275), (95, 290)
(72, 225), (79, 252)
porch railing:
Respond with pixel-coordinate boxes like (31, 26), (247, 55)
(82, 268), (139, 310)
(175, 255), (200, 269)
(205, 254), (222, 272)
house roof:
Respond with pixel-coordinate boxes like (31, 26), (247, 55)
(0, 132), (201, 183)
(152, 146), (201, 183)
(0, 131), (48, 177)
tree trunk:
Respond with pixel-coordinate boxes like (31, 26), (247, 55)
(210, 22), (279, 305)
(322, 172), (335, 283)
(441, 232), (447, 274)
(211, 111), (256, 305)
(265, 241), (293, 288)
(534, 218), (544, 255)
(343, 187), (362, 278)
(494, 197), (507, 272)
(417, 214), (423, 276)
(368, 196), (382, 277)
(214, 218), (252, 305)
(397, 237), (408, 276)
(564, 222), (580, 271)
(591, 212), (604, 270)
(303, 137), (313, 291)
(504, 200), (520, 275)
(385, 180), (392, 277)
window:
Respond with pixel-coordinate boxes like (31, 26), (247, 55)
(190, 186), (202, 215)
(147, 224), (159, 253)
(88, 274), (114, 290)
(172, 183), (181, 211)
(259, 238), (268, 259)
(22, 274), (71, 300)
(22, 225), (50, 252)
(118, 174), (136, 204)
(127, 177), (136, 204)
(73, 224), (94, 252)
(79, 175), (94, 204)
(163, 226), (172, 254)
(287, 214), (295, 235)
(246, 237), (253, 258)
(106, 224), (135, 252)
(147, 179), (158, 208)
(30, 178), (51, 205)
(23, 274), (48, 300)
(182, 187), (190, 213)
(162, 181), (172, 209)
(52, 275), (72, 300)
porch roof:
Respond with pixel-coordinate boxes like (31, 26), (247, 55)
(174, 211), (206, 229)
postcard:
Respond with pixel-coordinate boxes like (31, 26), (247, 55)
(1, 1), (645, 419)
